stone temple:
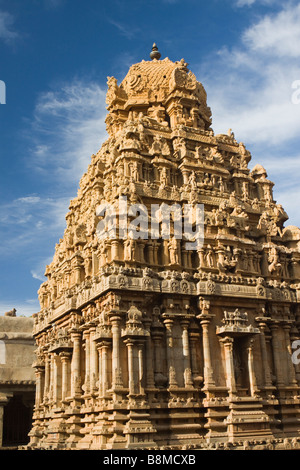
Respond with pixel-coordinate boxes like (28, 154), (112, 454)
(28, 44), (300, 450)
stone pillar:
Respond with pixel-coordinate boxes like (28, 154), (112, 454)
(111, 240), (119, 261)
(70, 332), (82, 398)
(110, 314), (123, 389)
(43, 354), (50, 404)
(247, 338), (259, 396)
(100, 341), (110, 396)
(97, 344), (102, 397)
(181, 319), (193, 387)
(152, 330), (166, 387)
(60, 352), (71, 402)
(257, 321), (272, 388)
(52, 353), (61, 405)
(220, 337), (236, 396)
(137, 342), (145, 395)
(197, 248), (205, 268)
(49, 353), (56, 403)
(163, 318), (178, 387)
(83, 329), (91, 395)
(269, 323), (285, 387)
(283, 323), (298, 386)
(147, 242), (154, 265)
(200, 316), (215, 387)
(34, 366), (45, 408)
(189, 331), (201, 384)
(0, 394), (9, 448)
(143, 319), (155, 389)
(125, 339), (135, 395)
(90, 327), (98, 394)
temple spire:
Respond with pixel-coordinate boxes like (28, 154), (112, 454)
(150, 43), (161, 60)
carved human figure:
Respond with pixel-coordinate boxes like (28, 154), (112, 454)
(168, 237), (179, 265)
(268, 246), (282, 275)
(124, 238), (136, 262)
(206, 245), (214, 268)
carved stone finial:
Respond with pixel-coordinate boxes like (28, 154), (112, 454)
(150, 43), (161, 60)
(5, 308), (16, 317)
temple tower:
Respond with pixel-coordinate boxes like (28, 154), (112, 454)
(28, 45), (300, 450)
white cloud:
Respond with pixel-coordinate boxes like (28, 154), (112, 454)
(243, 3), (300, 57)
(236, 0), (279, 6)
(236, 0), (256, 5)
(0, 195), (69, 256)
(198, 2), (300, 227)
(108, 18), (140, 39)
(30, 79), (108, 187)
(200, 2), (300, 146)
(0, 10), (18, 43)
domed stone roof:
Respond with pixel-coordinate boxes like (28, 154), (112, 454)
(106, 46), (212, 131)
(251, 164), (267, 177)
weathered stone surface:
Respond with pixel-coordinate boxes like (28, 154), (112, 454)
(28, 46), (300, 450)
(0, 313), (35, 447)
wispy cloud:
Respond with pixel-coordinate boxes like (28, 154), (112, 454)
(0, 10), (18, 44)
(108, 18), (140, 40)
(29, 79), (108, 187)
(243, 3), (300, 57)
(235, 0), (280, 6)
(0, 195), (69, 257)
(201, 2), (300, 145)
(198, 2), (300, 226)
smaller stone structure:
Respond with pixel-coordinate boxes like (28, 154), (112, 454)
(0, 310), (36, 447)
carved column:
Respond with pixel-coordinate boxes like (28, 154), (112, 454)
(97, 344), (102, 397)
(189, 331), (202, 385)
(137, 342), (145, 395)
(43, 353), (50, 404)
(34, 366), (44, 408)
(283, 323), (298, 386)
(269, 323), (285, 387)
(247, 339), (259, 396)
(70, 332), (82, 398)
(89, 327), (98, 394)
(125, 339), (135, 395)
(60, 352), (71, 402)
(197, 248), (205, 268)
(220, 336), (236, 396)
(152, 330), (166, 387)
(257, 320), (273, 388)
(199, 315), (215, 388)
(163, 317), (178, 388)
(52, 353), (60, 405)
(110, 314), (123, 389)
(147, 242), (154, 265)
(143, 319), (155, 389)
(49, 353), (56, 403)
(181, 319), (193, 387)
(111, 240), (119, 261)
(101, 341), (110, 395)
(83, 329), (91, 395)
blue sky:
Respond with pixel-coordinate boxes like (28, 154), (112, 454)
(0, 0), (300, 316)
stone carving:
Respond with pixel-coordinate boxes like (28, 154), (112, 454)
(28, 45), (300, 452)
